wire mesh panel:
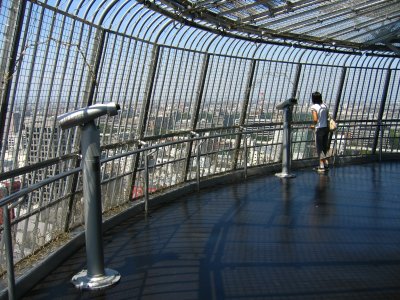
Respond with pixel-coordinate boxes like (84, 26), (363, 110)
(144, 47), (206, 136)
(0, 1), (19, 117)
(96, 32), (154, 142)
(198, 55), (251, 129)
(382, 69), (400, 153)
(93, 31), (157, 207)
(249, 61), (297, 123)
(337, 67), (388, 156)
(243, 61), (297, 164)
(100, 150), (137, 210)
(294, 64), (345, 160)
(0, 166), (79, 275)
(133, 137), (188, 200)
(2, 2), (99, 172)
(296, 64), (343, 115)
(339, 68), (387, 121)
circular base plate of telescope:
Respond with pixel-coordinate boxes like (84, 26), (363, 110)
(275, 172), (296, 178)
(71, 268), (121, 290)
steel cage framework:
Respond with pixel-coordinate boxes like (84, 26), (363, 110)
(1, 0), (400, 297)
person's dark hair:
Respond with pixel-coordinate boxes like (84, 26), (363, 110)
(312, 92), (322, 104)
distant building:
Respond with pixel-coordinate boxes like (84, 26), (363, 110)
(23, 116), (71, 202)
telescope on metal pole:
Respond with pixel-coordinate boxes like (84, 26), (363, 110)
(58, 103), (121, 290)
(275, 98), (297, 179)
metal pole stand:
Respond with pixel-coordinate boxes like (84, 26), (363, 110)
(275, 98), (297, 179)
(58, 103), (121, 290)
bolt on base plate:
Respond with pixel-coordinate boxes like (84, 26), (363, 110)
(71, 268), (121, 290)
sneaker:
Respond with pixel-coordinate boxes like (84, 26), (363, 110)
(313, 166), (326, 173)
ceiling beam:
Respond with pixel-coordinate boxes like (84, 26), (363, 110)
(240, 0), (323, 23)
(275, 0), (390, 33)
(385, 42), (400, 55)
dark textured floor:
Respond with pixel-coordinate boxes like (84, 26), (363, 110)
(23, 162), (400, 299)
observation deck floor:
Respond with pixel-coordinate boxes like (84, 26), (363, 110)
(24, 161), (400, 299)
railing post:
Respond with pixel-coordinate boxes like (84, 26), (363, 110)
(196, 139), (201, 192)
(244, 131), (248, 180)
(190, 132), (201, 192)
(372, 69), (392, 156)
(2, 204), (15, 300)
(184, 54), (210, 181)
(129, 45), (160, 199)
(143, 146), (156, 215)
(233, 59), (256, 170)
(239, 127), (248, 180)
(144, 149), (149, 214)
(379, 123), (385, 161)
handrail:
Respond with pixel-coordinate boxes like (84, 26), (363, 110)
(2, 118), (396, 184)
(2, 119), (397, 208)
(0, 167), (82, 208)
(1, 127), (279, 213)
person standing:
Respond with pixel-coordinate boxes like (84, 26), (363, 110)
(310, 92), (330, 172)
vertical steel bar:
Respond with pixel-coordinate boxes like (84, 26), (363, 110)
(137, 45), (160, 143)
(372, 69), (392, 155)
(30, 5), (66, 242)
(207, 55), (223, 129)
(86, 29), (106, 107)
(3, 205), (15, 300)
(126, 43), (151, 200)
(243, 131), (248, 180)
(282, 108), (291, 174)
(99, 34), (122, 209)
(233, 59), (256, 169)
(99, 33), (121, 141)
(144, 150), (149, 214)
(1, 2), (32, 175)
(64, 27), (105, 232)
(184, 54), (210, 180)
(63, 157), (81, 232)
(332, 67), (347, 120)
(153, 47), (172, 136)
(291, 63), (302, 99)
(50, 13), (83, 232)
(23, 6), (62, 246)
(329, 67), (346, 160)
(0, 0), (26, 172)
(129, 45), (160, 198)
(379, 125), (384, 161)
(112, 37), (140, 204)
(15, 3), (49, 258)
(196, 139), (201, 192)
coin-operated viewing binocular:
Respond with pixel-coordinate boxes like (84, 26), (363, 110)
(275, 98), (297, 179)
(57, 102), (121, 290)
(57, 102), (120, 129)
(276, 98), (297, 110)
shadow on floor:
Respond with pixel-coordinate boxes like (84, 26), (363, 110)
(23, 162), (400, 299)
